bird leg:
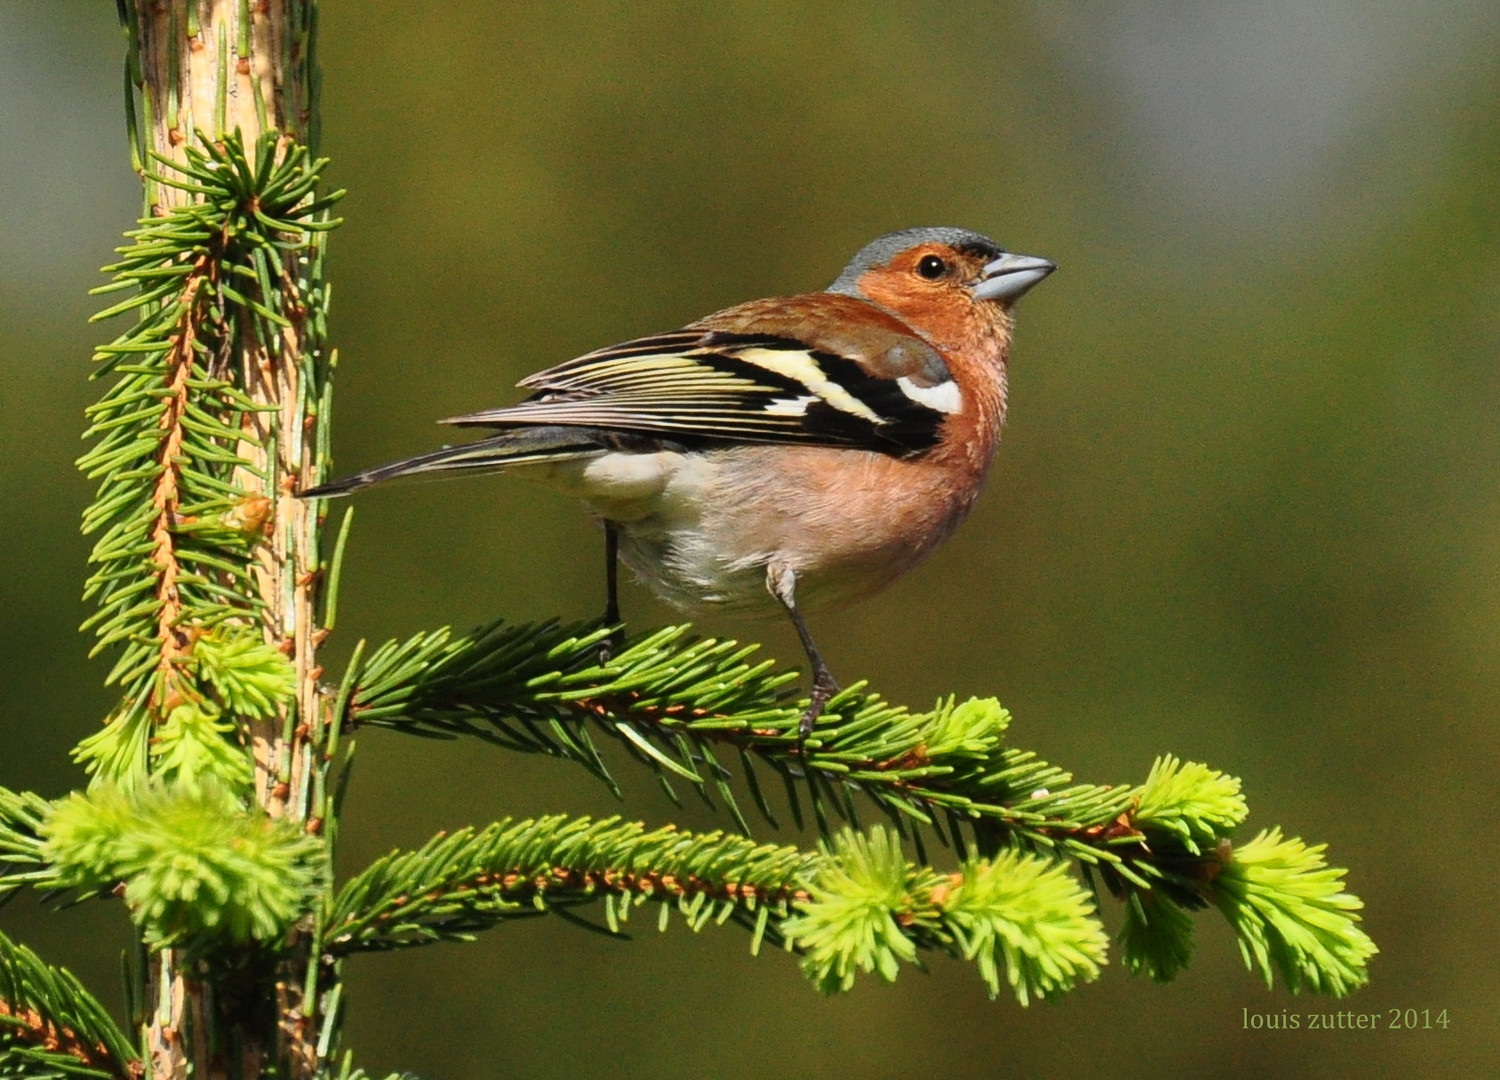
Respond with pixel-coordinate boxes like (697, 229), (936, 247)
(598, 521), (624, 663)
(767, 562), (839, 748)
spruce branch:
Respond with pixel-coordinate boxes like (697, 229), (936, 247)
(344, 620), (1375, 996)
(0, 929), (138, 1080)
(326, 815), (815, 954)
(327, 817), (1106, 1005)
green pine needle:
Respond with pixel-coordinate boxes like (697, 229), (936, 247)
(41, 781), (324, 947)
(1133, 755), (1248, 853)
(784, 827), (931, 993)
(0, 929), (138, 1080)
(784, 827), (1108, 1004)
(150, 701), (255, 793)
(190, 626), (297, 719)
(0, 788), (50, 897)
(1213, 827), (1377, 996)
(917, 695), (1011, 759)
(327, 815), (815, 954)
(1118, 888), (1197, 983)
(71, 702), (153, 793)
(941, 847), (1109, 1004)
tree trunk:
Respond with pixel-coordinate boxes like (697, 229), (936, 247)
(126, 4), (327, 1078)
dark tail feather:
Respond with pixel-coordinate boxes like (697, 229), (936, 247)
(300, 427), (605, 498)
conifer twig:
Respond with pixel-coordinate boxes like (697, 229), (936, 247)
(325, 817), (1110, 1004)
(0, 929), (139, 1080)
(0, 787), (49, 895)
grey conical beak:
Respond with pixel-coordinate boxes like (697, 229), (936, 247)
(973, 252), (1056, 302)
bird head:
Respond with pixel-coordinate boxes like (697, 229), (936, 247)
(827, 227), (1055, 350)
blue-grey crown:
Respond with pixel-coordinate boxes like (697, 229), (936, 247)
(827, 227), (1006, 296)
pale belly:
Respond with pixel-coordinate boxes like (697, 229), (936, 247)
(533, 444), (977, 617)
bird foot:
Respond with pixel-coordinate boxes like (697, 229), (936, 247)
(597, 623), (624, 666)
(796, 675), (840, 754)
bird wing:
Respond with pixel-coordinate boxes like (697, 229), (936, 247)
(442, 293), (958, 455)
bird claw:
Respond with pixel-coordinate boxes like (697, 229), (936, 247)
(597, 624), (624, 666)
(796, 675), (839, 754)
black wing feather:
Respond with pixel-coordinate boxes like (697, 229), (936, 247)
(446, 330), (947, 455)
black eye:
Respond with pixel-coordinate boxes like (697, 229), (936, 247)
(916, 254), (947, 279)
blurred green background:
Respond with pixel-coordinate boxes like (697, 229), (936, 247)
(3, 2), (1497, 1077)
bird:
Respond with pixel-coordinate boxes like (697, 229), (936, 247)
(303, 227), (1055, 742)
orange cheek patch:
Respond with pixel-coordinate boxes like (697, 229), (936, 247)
(856, 269), (1009, 360)
(855, 272), (966, 350)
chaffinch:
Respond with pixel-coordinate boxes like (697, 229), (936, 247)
(306, 227), (1055, 738)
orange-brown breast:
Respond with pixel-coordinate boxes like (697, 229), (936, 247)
(855, 270), (1014, 479)
(692, 433), (1002, 612)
